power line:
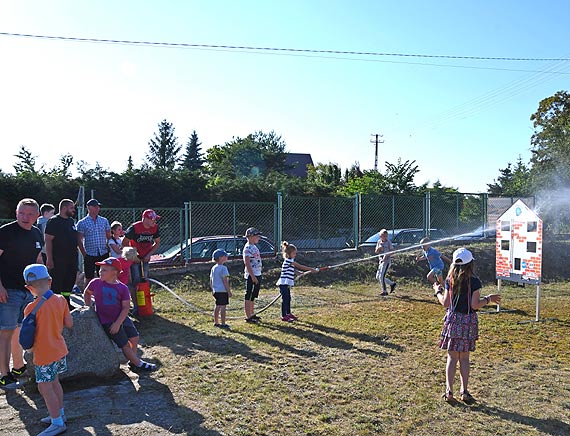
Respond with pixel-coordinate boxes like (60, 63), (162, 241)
(1, 31), (570, 62)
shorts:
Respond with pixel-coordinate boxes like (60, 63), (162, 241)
(213, 292), (229, 306)
(0, 289), (34, 330)
(35, 356), (68, 383)
(244, 275), (262, 301)
(103, 317), (139, 348)
(430, 267), (444, 279)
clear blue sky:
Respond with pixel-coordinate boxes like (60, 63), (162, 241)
(1, 1), (569, 193)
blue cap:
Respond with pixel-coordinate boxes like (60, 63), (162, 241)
(23, 264), (51, 283)
(212, 249), (229, 261)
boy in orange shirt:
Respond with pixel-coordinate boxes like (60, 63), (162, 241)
(23, 264), (73, 436)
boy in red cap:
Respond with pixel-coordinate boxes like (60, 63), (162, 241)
(121, 210), (161, 314)
(83, 257), (156, 372)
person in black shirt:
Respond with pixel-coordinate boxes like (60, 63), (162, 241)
(434, 247), (501, 404)
(45, 199), (79, 309)
(0, 198), (43, 389)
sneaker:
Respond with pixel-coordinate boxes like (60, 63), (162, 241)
(251, 314), (261, 320)
(40, 415), (67, 425)
(219, 324), (231, 330)
(380, 291), (388, 297)
(10, 364), (27, 378)
(281, 315), (294, 322)
(37, 422), (66, 436)
(72, 285), (82, 295)
(390, 283), (397, 293)
(288, 314), (298, 321)
(214, 323), (221, 328)
(0, 373), (21, 389)
(245, 317), (259, 324)
(129, 360), (157, 372)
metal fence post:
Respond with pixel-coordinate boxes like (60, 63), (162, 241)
(354, 192), (360, 247)
(482, 193), (488, 231)
(277, 192), (282, 247)
(425, 191), (431, 236)
(183, 202), (190, 264)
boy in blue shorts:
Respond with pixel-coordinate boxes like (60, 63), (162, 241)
(210, 249), (232, 329)
(83, 257), (157, 372)
(416, 238), (451, 287)
(23, 264), (72, 436)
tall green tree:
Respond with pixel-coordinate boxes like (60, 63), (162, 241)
(146, 119), (181, 170)
(383, 159), (424, 194)
(206, 130), (287, 179)
(529, 90), (570, 189)
(304, 163), (342, 196)
(487, 156), (532, 196)
(181, 130), (204, 171)
(13, 145), (40, 175)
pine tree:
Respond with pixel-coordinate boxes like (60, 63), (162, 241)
(146, 119), (181, 170)
(181, 130), (204, 171)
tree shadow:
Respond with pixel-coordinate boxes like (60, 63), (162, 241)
(4, 372), (222, 435)
(472, 403), (570, 436)
(137, 314), (270, 363)
(261, 322), (394, 359)
(231, 329), (318, 358)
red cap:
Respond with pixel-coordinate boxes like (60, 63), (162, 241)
(142, 209), (160, 220)
(95, 257), (123, 272)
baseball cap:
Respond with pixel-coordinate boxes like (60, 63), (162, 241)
(86, 198), (101, 207)
(212, 249), (229, 261)
(23, 264), (51, 283)
(95, 257), (123, 272)
(244, 227), (261, 237)
(452, 247), (474, 265)
(142, 209), (161, 220)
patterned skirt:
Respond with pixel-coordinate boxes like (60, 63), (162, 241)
(438, 311), (479, 352)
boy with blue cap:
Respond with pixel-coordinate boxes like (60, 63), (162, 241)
(23, 263), (73, 436)
(210, 249), (231, 329)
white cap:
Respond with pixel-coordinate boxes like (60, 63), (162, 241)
(452, 247), (474, 265)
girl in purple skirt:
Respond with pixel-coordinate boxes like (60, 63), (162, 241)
(433, 247), (501, 404)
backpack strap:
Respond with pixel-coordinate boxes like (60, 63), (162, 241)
(29, 290), (54, 316)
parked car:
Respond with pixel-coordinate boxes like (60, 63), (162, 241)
(452, 226), (496, 242)
(150, 235), (276, 266)
(391, 228), (448, 246)
(359, 228), (407, 249)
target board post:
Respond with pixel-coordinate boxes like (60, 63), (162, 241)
(494, 199), (545, 322)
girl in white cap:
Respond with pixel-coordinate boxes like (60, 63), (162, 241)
(433, 247), (501, 404)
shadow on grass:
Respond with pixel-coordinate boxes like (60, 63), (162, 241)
(137, 314), (270, 363)
(5, 372), (221, 436)
(231, 329), (318, 357)
(260, 321), (399, 359)
(473, 403), (570, 436)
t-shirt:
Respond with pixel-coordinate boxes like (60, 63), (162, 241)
(210, 263), (229, 293)
(446, 276), (483, 314)
(0, 221), (43, 290)
(24, 293), (70, 366)
(376, 239), (394, 264)
(423, 247), (444, 270)
(108, 237), (123, 256)
(37, 216), (50, 254)
(243, 243), (262, 278)
(276, 258), (295, 286)
(118, 257), (133, 286)
(45, 214), (78, 263)
(124, 221), (160, 259)
(86, 278), (131, 325)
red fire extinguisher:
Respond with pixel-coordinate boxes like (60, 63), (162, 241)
(136, 263), (154, 317)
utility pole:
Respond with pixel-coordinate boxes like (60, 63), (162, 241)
(370, 133), (384, 171)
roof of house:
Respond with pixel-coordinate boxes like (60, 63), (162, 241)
(284, 153), (314, 178)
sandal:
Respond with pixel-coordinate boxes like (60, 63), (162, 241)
(442, 390), (454, 403)
(460, 390), (476, 405)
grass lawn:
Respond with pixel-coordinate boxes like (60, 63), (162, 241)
(137, 277), (570, 436)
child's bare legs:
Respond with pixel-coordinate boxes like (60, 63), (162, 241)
(220, 305), (227, 325)
(37, 376), (64, 419)
(445, 350), (460, 395)
(244, 300), (254, 319)
(426, 271), (437, 284)
(128, 336), (139, 356)
(214, 305), (221, 324)
(10, 327), (25, 369)
(122, 342), (141, 366)
(458, 351), (470, 393)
